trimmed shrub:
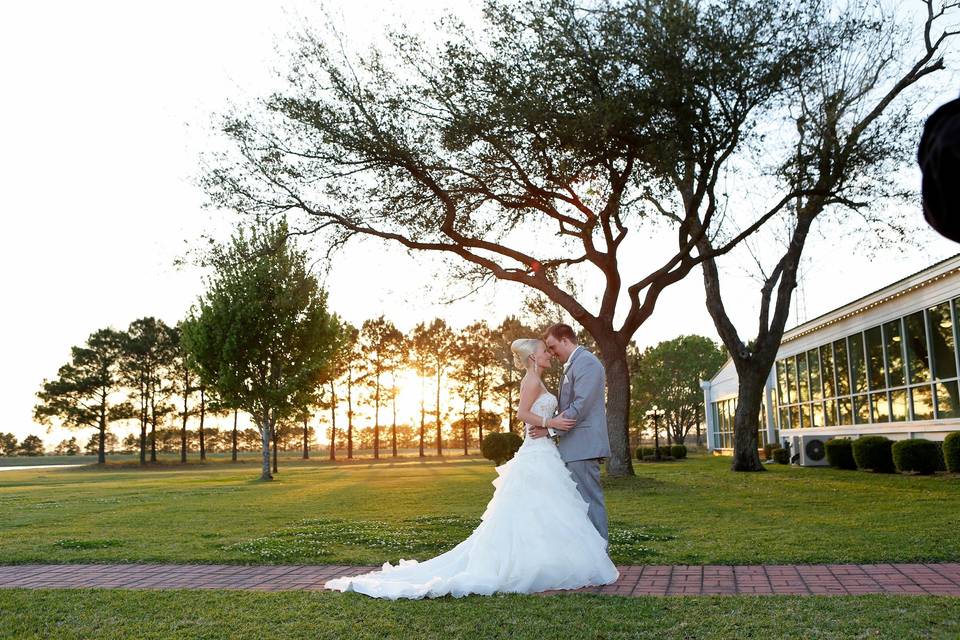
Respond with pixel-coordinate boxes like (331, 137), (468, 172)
(480, 432), (523, 466)
(852, 436), (895, 473)
(934, 441), (947, 472)
(658, 445), (672, 458)
(945, 432), (960, 473)
(762, 442), (777, 461)
(892, 438), (941, 475)
(772, 447), (790, 464)
(824, 438), (857, 470)
(636, 446), (655, 461)
(670, 444), (687, 459)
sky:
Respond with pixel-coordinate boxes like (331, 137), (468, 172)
(1, 0), (958, 446)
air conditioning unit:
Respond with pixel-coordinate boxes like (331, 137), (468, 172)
(791, 435), (830, 467)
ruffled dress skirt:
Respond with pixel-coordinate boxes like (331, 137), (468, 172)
(324, 435), (619, 599)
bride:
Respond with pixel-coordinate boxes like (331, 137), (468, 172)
(324, 337), (619, 599)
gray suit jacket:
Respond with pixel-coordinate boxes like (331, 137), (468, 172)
(555, 347), (611, 462)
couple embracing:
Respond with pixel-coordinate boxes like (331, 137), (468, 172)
(326, 323), (618, 599)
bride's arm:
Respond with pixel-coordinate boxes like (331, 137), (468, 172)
(515, 375), (545, 427)
(515, 376), (575, 430)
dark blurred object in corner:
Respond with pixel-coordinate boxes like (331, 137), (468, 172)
(920, 94), (960, 243)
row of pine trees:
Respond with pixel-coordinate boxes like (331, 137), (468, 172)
(31, 314), (554, 465)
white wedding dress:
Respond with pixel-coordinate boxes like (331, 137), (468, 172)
(324, 391), (619, 599)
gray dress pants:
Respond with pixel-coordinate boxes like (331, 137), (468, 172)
(565, 458), (608, 542)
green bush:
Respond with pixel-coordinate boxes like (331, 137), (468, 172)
(934, 441), (947, 472)
(637, 447), (674, 462)
(824, 438), (857, 470)
(670, 444), (687, 459)
(480, 432), (523, 466)
(762, 443), (777, 461)
(852, 436), (895, 473)
(945, 432), (960, 473)
(636, 446), (655, 461)
(772, 447), (790, 464)
(892, 438), (941, 475)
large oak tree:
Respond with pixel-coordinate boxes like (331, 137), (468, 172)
(203, 0), (818, 475)
(644, 0), (957, 470)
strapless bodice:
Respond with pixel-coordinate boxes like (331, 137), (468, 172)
(529, 392), (558, 422)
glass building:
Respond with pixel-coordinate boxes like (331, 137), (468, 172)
(700, 255), (960, 460)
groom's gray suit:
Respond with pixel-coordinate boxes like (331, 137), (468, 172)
(551, 346), (611, 541)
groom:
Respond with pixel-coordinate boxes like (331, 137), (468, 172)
(528, 323), (611, 542)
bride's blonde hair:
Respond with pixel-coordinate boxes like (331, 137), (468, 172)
(511, 338), (542, 370)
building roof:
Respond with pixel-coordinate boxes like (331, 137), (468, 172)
(706, 252), (960, 384)
(780, 252), (960, 343)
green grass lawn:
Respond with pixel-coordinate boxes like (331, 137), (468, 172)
(1, 453), (958, 566)
(1, 589), (959, 640)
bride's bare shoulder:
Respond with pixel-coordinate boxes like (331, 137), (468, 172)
(519, 372), (538, 393)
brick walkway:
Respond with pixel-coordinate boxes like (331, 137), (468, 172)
(2, 563), (960, 596)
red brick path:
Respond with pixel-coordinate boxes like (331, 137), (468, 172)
(1, 563), (959, 596)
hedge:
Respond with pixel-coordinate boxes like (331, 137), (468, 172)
(824, 438), (857, 470)
(945, 432), (960, 473)
(852, 435), (895, 473)
(892, 438), (941, 475)
(636, 446), (655, 461)
(772, 447), (790, 464)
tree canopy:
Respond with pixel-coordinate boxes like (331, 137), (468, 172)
(34, 328), (132, 464)
(201, 0), (862, 476)
(631, 335), (726, 445)
(182, 218), (345, 480)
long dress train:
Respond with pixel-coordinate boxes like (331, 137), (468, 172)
(324, 392), (618, 599)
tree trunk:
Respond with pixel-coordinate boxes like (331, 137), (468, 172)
(231, 408), (238, 462)
(347, 371), (354, 459)
(462, 400), (468, 456)
(180, 368), (192, 463)
(260, 412), (272, 481)
(149, 392), (157, 464)
(374, 377), (381, 460)
(150, 417), (157, 462)
(180, 378), (189, 464)
(435, 366), (443, 456)
(302, 416), (309, 459)
(671, 424), (685, 446)
(731, 363), (767, 472)
(199, 388), (206, 461)
(97, 399), (106, 465)
(272, 422), (278, 473)
(139, 408), (147, 465)
(391, 393), (398, 458)
(419, 376), (425, 458)
(329, 382), (337, 461)
(139, 379), (147, 465)
(477, 392), (484, 446)
(600, 350), (634, 477)
(696, 403), (701, 448)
